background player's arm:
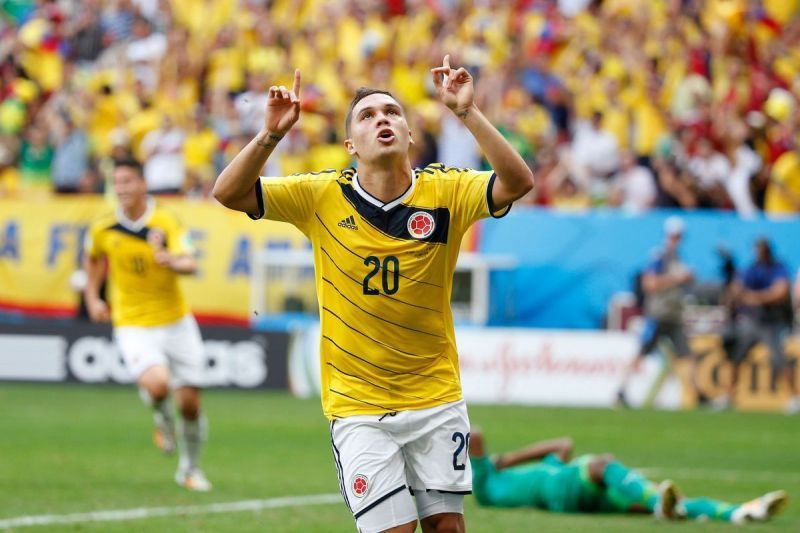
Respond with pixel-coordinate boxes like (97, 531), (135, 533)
(154, 217), (199, 274)
(494, 437), (574, 470)
(154, 249), (197, 275)
(213, 70), (301, 216)
(431, 55), (533, 210)
(84, 255), (110, 323)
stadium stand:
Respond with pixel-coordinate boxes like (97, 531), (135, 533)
(0, 0), (798, 216)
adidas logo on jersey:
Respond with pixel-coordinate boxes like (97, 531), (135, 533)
(338, 215), (358, 230)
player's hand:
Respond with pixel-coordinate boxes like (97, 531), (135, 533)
(154, 249), (173, 268)
(87, 298), (110, 323)
(431, 55), (474, 117)
(264, 69), (301, 136)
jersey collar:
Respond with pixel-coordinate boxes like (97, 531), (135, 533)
(116, 196), (155, 232)
(352, 169), (417, 212)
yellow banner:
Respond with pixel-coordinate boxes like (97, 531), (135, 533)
(0, 196), (307, 322)
(690, 335), (800, 412)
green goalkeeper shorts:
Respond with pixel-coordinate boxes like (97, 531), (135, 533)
(539, 454), (605, 513)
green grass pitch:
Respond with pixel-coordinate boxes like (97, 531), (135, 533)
(1, 384), (798, 532)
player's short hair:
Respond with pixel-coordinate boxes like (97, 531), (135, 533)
(345, 87), (400, 138)
(113, 157), (144, 177)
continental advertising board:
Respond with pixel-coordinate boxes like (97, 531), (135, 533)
(0, 321), (288, 389)
(289, 325), (800, 411)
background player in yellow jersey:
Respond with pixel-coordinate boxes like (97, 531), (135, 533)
(213, 55), (534, 532)
(84, 158), (211, 492)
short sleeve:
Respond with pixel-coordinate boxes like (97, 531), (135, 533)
(451, 169), (510, 232)
(645, 258), (663, 275)
(250, 174), (318, 234)
(773, 264), (790, 283)
(165, 213), (194, 256)
(85, 224), (104, 259)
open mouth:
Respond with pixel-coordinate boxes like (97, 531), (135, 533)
(377, 129), (395, 144)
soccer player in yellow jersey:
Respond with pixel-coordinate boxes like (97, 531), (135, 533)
(214, 55), (534, 532)
(84, 158), (211, 492)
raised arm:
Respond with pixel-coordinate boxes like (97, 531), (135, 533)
(431, 55), (534, 210)
(213, 70), (302, 215)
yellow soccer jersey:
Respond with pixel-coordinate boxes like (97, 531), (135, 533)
(86, 198), (194, 327)
(252, 164), (510, 419)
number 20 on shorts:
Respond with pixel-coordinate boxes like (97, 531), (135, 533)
(452, 431), (470, 470)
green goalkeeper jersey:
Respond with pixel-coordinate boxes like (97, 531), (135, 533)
(471, 453), (608, 513)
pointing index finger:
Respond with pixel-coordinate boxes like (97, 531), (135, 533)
(292, 69), (301, 99)
(443, 54), (451, 70)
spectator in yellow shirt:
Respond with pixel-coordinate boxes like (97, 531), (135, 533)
(765, 149), (800, 214)
(184, 110), (219, 175)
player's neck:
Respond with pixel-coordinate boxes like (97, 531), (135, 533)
(357, 160), (413, 204)
(122, 199), (148, 222)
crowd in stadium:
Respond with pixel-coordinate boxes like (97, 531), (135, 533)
(1, 0), (798, 215)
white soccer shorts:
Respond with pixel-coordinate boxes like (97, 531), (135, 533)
(114, 315), (205, 388)
(329, 400), (472, 532)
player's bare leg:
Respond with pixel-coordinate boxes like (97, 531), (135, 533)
(420, 513), (465, 533)
(138, 365), (175, 454)
(173, 386), (211, 491)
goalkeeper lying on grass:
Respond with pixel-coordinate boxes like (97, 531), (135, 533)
(470, 430), (786, 524)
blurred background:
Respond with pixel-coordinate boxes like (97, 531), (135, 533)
(1, 0), (800, 530)
(2, 0), (798, 404)
(0, 0), (800, 408)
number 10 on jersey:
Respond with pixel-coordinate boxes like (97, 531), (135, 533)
(363, 255), (400, 295)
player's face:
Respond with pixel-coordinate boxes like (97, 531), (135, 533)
(112, 166), (147, 210)
(345, 94), (413, 163)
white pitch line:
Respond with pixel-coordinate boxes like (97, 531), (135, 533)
(0, 493), (342, 529)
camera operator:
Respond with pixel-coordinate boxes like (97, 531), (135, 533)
(716, 239), (797, 412)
